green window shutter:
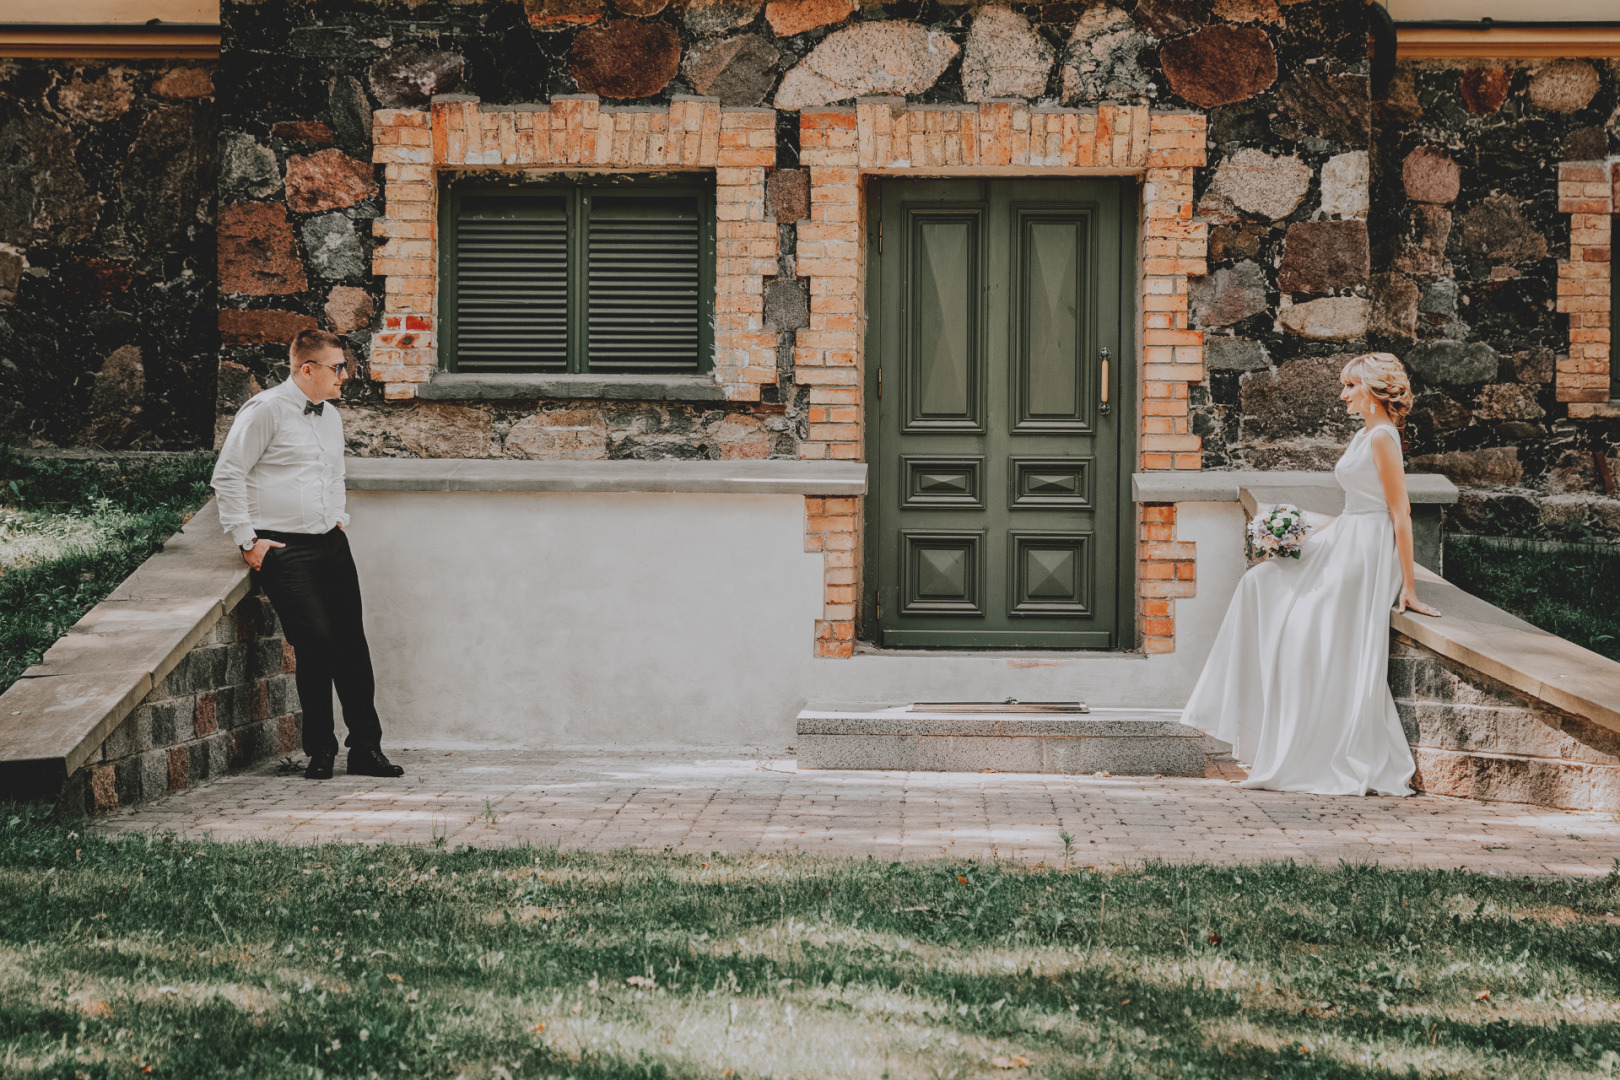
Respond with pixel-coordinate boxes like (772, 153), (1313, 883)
(452, 195), (569, 372)
(585, 195), (704, 373)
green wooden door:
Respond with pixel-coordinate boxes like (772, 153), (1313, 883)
(864, 178), (1131, 649)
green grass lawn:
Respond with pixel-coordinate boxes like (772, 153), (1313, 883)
(1443, 534), (1620, 664)
(0, 451), (216, 694)
(1, 812), (1616, 1079)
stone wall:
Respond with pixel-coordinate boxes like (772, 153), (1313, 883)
(1390, 632), (1620, 812)
(1370, 59), (1620, 539)
(0, 59), (218, 450)
(57, 587), (301, 818)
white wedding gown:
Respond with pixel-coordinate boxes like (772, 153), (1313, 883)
(1180, 423), (1417, 796)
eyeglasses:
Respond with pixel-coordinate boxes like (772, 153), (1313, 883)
(305, 361), (348, 378)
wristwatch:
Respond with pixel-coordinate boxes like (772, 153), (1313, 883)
(241, 538), (258, 552)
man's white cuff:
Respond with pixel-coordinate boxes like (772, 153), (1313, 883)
(230, 525), (257, 549)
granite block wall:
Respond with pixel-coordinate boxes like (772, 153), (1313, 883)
(0, 60), (218, 450)
(57, 588), (302, 818)
(1390, 633), (1620, 812)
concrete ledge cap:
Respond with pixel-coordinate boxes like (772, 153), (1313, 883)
(1133, 470), (1459, 505)
(345, 458), (868, 495)
(416, 372), (727, 402)
(798, 706), (1199, 738)
(1398, 566), (1620, 737)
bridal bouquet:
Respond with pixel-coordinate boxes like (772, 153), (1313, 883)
(1248, 504), (1308, 561)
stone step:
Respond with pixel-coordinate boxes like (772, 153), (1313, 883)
(796, 704), (1207, 775)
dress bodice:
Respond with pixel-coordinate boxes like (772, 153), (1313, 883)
(1335, 425), (1401, 516)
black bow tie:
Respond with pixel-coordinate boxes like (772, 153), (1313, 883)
(304, 400), (324, 417)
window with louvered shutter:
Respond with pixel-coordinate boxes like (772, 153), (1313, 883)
(441, 177), (714, 376)
(452, 196), (569, 372)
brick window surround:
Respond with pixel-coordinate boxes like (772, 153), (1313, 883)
(1556, 159), (1617, 419)
(370, 95), (778, 402)
(798, 102), (1209, 657)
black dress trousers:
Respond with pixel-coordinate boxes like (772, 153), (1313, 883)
(253, 527), (383, 756)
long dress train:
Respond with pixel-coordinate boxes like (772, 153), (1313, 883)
(1180, 423), (1416, 796)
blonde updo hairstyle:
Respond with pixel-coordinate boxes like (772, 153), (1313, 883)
(1341, 352), (1414, 429)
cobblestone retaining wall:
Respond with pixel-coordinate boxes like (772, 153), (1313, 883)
(58, 588), (301, 818)
(1391, 632), (1620, 812)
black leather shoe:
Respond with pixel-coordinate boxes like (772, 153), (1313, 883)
(304, 753), (335, 780)
(347, 747), (405, 777)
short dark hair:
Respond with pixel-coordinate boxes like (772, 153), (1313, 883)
(290, 328), (345, 366)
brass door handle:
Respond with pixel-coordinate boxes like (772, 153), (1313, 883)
(1099, 347), (1111, 415)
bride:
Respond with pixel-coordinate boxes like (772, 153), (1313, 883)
(1180, 352), (1442, 796)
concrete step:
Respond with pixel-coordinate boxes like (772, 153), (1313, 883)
(796, 704), (1206, 775)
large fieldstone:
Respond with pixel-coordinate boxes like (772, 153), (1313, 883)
(1404, 339), (1499, 386)
(325, 285), (374, 333)
(1240, 354), (1362, 440)
(763, 277), (809, 331)
(369, 47), (465, 108)
(1212, 0), (1280, 23)
(273, 121), (335, 145)
(505, 409), (606, 459)
(1528, 60), (1600, 114)
(1276, 68), (1369, 145)
(1277, 220), (1369, 293)
(1131, 0), (1204, 37)
(1205, 336), (1268, 371)
(1408, 392), (1471, 435)
(1160, 25), (1276, 108)
(1459, 67), (1510, 114)
(571, 20), (682, 99)
(1409, 446), (1521, 488)
(1402, 146), (1460, 204)
(681, 34), (780, 106)
(284, 149), (377, 213)
(219, 203), (307, 295)
(1372, 274), (1419, 339)
(218, 308), (318, 345)
(301, 214), (364, 280)
(120, 104), (213, 249)
(1279, 297), (1368, 341)
(216, 361), (262, 411)
(81, 345), (145, 447)
(57, 69), (135, 122)
(0, 117), (96, 247)
(1318, 151), (1368, 218)
(0, 248), (21, 304)
(766, 168), (809, 221)
(685, 0), (762, 35)
(1459, 196), (1547, 265)
(961, 6), (1055, 103)
(775, 22), (959, 111)
(1208, 148), (1310, 220)
(328, 75), (372, 150)
(1392, 204), (1451, 278)
(524, 0), (605, 29)
(1059, 5), (1152, 104)
(1190, 260), (1268, 328)
(615, 0), (669, 14)
(152, 66), (214, 100)
(766, 0), (854, 37)
(220, 133), (279, 200)
(349, 403), (496, 458)
(1474, 383), (1545, 422)
(1417, 277), (1458, 317)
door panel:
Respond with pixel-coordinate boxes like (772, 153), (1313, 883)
(867, 178), (1128, 650)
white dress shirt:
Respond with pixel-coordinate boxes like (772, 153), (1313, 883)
(211, 379), (350, 549)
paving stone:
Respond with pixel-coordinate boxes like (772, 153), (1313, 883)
(1059, 5), (1151, 104)
(961, 5), (1055, 103)
(570, 20), (682, 99)
(775, 22), (959, 110)
(86, 747), (1620, 876)
(1159, 24), (1276, 108)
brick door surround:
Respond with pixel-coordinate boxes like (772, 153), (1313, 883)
(797, 100), (1209, 658)
(1556, 159), (1617, 420)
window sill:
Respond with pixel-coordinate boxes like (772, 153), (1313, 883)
(415, 372), (727, 403)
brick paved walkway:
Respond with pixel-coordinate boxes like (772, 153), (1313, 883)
(93, 748), (1620, 877)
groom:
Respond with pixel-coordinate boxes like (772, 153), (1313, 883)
(210, 329), (405, 781)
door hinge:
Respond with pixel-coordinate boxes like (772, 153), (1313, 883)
(875, 592), (881, 620)
(877, 367), (882, 398)
(877, 219), (883, 253)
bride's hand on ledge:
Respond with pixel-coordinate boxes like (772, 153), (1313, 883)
(1397, 587), (1441, 618)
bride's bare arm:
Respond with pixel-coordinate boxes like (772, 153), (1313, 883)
(1371, 432), (1441, 617)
